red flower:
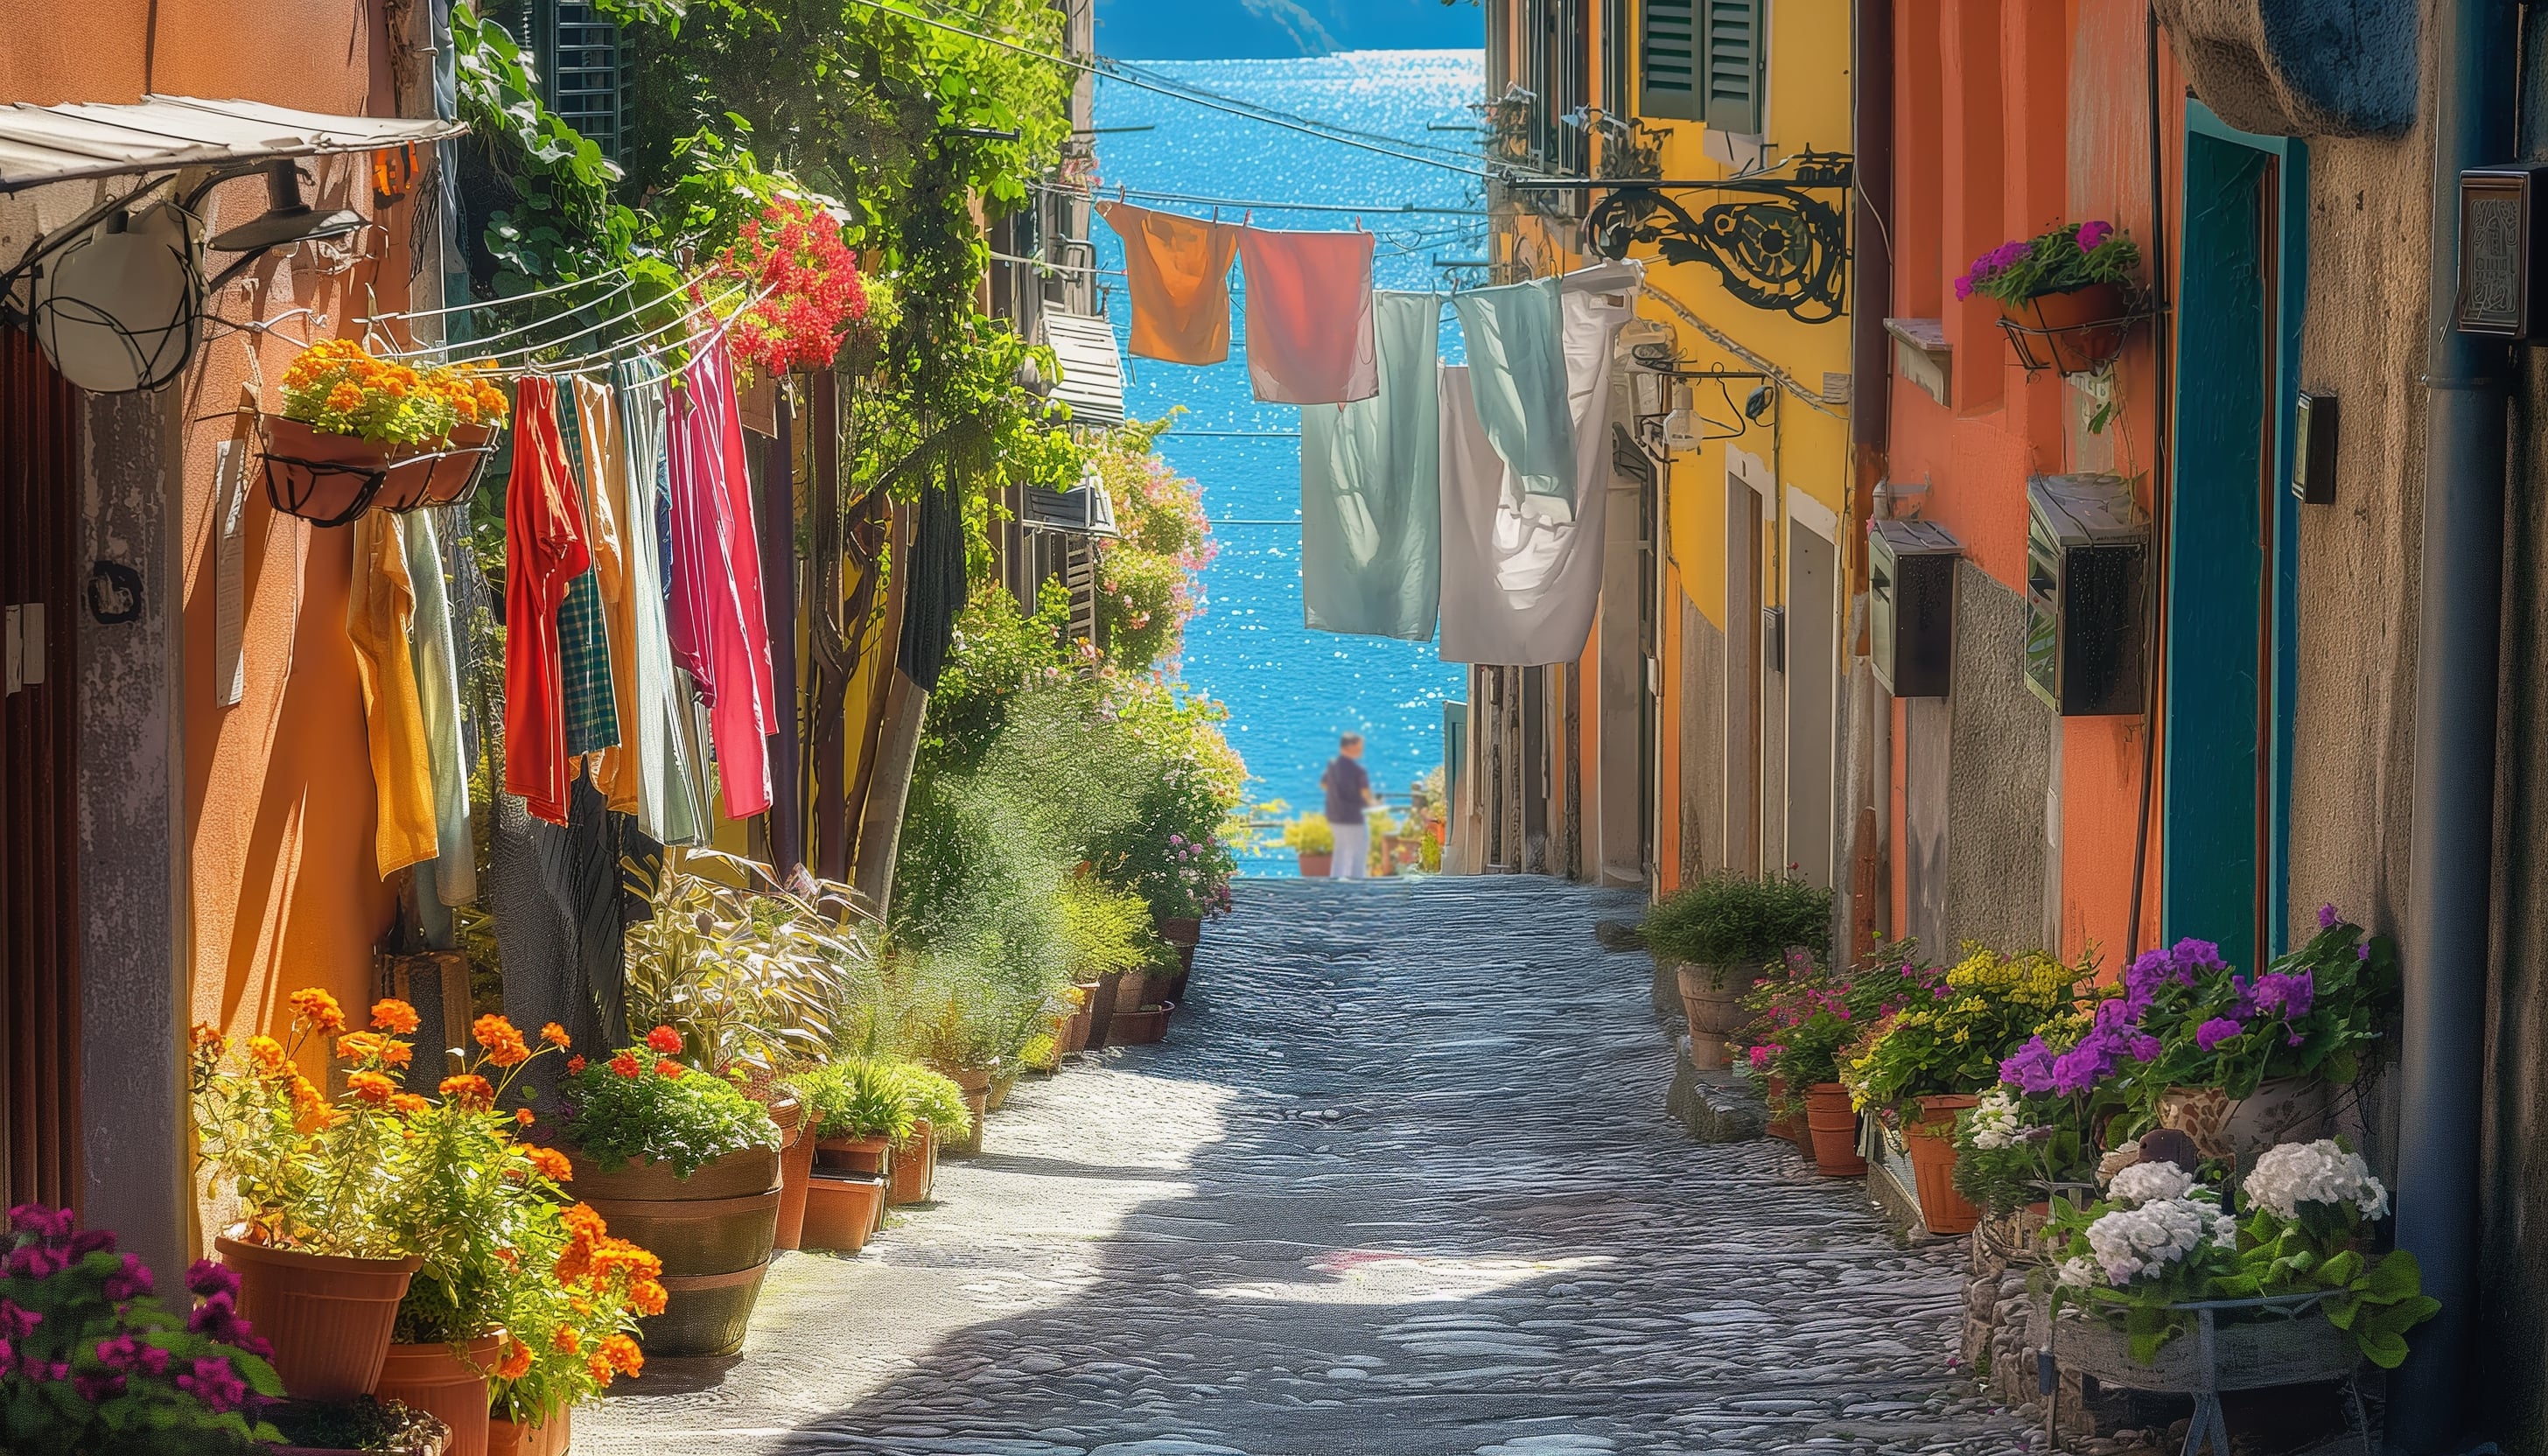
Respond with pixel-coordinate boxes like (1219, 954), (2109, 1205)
(567, 1055), (587, 1074)
(644, 1026), (683, 1055)
(609, 1053), (640, 1080)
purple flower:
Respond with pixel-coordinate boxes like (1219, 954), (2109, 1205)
(183, 1259), (238, 1302)
(176, 1355), (248, 1414)
(2357, 944), (2372, 962)
(2252, 970), (2315, 1020)
(0, 1298), (39, 1340)
(2077, 220), (2114, 249)
(66, 1228), (116, 1256)
(2126, 1032), (2161, 1062)
(2318, 903), (2342, 930)
(1954, 275), (1976, 301)
(2196, 1017), (2245, 1052)
(73, 1372), (127, 1403)
(4, 1244), (66, 1280)
(7, 1204), (72, 1241)
(101, 1252), (152, 1303)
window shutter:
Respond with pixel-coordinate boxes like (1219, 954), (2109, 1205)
(1639, 0), (1702, 122)
(1702, 0), (1765, 135)
(532, 0), (628, 163)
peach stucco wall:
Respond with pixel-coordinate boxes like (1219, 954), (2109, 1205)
(1, 0), (409, 1059)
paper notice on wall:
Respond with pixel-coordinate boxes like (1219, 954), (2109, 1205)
(214, 439), (248, 707)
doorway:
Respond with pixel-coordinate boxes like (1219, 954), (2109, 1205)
(2164, 106), (2306, 970)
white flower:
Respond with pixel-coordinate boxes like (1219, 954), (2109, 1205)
(2243, 1140), (2389, 1222)
(2096, 1141), (2143, 1186)
(2056, 1256), (2099, 1289)
(2107, 1159), (2195, 1206)
(1970, 1088), (2026, 1150)
(2082, 1194), (2221, 1287)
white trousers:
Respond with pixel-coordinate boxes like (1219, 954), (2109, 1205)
(1329, 821), (1369, 878)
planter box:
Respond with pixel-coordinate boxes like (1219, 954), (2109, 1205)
(2046, 1304), (2357, 1394)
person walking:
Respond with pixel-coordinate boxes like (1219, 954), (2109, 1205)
(1321, 733), (1377, 879)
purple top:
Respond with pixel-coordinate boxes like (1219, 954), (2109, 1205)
(1322, 755), (1369, 825)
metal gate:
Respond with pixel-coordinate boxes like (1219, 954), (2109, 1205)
(0, 330), (82, 1213)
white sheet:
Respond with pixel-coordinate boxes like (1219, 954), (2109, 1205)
(1437, 261), (1643, 666)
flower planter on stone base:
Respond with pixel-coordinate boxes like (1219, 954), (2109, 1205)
(1675, 963), (1754, 1071)
(2157, 1076), (2333, 1165)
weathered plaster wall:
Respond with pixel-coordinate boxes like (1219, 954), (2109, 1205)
(1939, 564), (2055, 954)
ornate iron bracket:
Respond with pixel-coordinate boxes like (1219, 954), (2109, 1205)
(1576, 150), (1853, 324)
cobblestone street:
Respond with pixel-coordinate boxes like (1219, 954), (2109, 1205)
(579, 878), (2028, 1456)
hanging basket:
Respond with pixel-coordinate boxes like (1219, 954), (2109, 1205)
(257, 416), (503, 524)
(390, 421), (504, 513)
(1996, 283), (2157, 376)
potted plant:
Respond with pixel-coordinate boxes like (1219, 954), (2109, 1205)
(886, 1064), (973, 1207)
(1744, 974), (1867, 1176)
(483, 1201), (660, 1456)
(1644, 873), (1832, 1070)
(375, 1012), (577, 1456)
(265, 341), (507, 522)
(551, 1031), (781, 1357)
(1957, 220), (2142, 374)
(1281, 812), (1334, 878)
(0, 1205), (289, 1453)
(1844, 946), (2091, 1234)
(264, 1396), (452, 1455)
(190, 991), (430, 1401)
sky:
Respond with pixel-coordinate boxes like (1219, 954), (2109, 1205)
(1094, 0), (1485, 59)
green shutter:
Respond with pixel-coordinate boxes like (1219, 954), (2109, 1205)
(1702, 0), (1765, 135)
(1639, 0), (1702, 121)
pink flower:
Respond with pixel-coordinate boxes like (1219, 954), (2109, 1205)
(2077, 220), (2114, 249)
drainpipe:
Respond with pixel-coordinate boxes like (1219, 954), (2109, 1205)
(2390, 0), (2516, 1446)
(1851, 0), (1894, 954)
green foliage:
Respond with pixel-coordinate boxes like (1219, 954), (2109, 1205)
(887, 1061), (975, 1143)
(555, 1055), (780, 1175)
(452, 3), (640, 288)
(921, 583), (1075, 778)
(1089, 416), (1215, 675)
(1642, 872), (1833, 976)
(1280, 814), (1334, 856)
(1058, 878), (1166, 978)
(621, 851), (882, 1076)
(788, 1058), (915, 1143)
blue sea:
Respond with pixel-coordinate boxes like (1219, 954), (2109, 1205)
(1088, 51), (1488, 874)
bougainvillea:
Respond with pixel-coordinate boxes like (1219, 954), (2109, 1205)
(718, 196), (869, 375)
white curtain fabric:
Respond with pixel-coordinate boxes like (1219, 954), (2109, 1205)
(1437, 260), (1643, 666)
(1300, 290), (1442, 640)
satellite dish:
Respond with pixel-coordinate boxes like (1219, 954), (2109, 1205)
(32, 202), (202, 394)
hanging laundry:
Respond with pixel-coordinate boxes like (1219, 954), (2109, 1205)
(572, 375), (640, 813)
(1100, 201), (1241, 365)
(1438, 261), (1644, 666)
(611, 358), (709, 846)
(1450, 273), (1577, 513)
(1237, 225), (1379, 404)
(346, 510), (439, 877)
(552, 383), (620, 759)
(1300, 290), (1441, 640)
(899, 477), (968, 691)
(663, 335), (775, 821)
(502, 374), (592, 825)
(399, 506), (476, 906)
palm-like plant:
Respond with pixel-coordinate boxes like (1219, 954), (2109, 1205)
(622, 849), (883, 1076)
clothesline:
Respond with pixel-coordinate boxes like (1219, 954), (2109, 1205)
(1039, 180), (1481, 219)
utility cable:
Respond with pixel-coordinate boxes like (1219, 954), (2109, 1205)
(380, 275), (641, 360)
(365, 264), (634, 322)
(1041, 179), (1481, 219)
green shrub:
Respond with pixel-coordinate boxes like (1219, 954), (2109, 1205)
(1280, 813), (1334, 855)
(788, 1058), (914, 1143)
(1642, 872), (1833, 970)
(887, 1062), (974, 1144)
(556, 1050), (780, 1175)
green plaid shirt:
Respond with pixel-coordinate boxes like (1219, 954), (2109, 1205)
(553, 383), (620, 759)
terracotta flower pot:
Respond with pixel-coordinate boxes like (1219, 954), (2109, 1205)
(987, 1065), (1019, 1112)
(374, 1332), (504, 1456)
(2007, 281), (2130, 374)
(934, 1066), (993, 1158)
(486, 1407), (569, 1456)
(570, 1145), (780, 1358)
(774, 1120), (820, 1252)
(1110, 1004), (1172, 1046)
(1763, 1073), (1798, 1143)
(1906, 1095), (1982, 1235)
(1155, 914), (1202, 948)
(1298, 851), (1333, 877)
(214, 1237), (422, 1402)
(1083, 971), (1125, 1052)
(889, 1121), (939, 1206)
(801, 1172), (886, 1253)
(1675, 963), (1755, 1071)
(815, 1133), (892, 1177)
(1802, 1082), (1866, 1177)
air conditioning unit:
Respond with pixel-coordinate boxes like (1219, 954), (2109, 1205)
(2024, 474), (2146, 717)
(1868, 518), (1959, 697)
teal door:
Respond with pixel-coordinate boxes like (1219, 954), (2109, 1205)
(2163, 106), (2306, 971)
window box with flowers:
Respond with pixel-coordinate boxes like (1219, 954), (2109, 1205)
(1959, 220), (2146, 378)
(264, 341), (512, 524)
(549, 1032), (781, 1358)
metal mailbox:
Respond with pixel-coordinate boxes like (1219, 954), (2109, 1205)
(1869, 518), (1959, 698)
(2025, 474), (2146, 717)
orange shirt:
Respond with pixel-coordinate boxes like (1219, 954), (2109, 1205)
(1100, 201), (1240, 365)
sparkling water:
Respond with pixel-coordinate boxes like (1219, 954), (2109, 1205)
(1089, 51), (1487, 874)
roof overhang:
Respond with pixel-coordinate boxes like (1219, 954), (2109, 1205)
(0, 96), (465, 194)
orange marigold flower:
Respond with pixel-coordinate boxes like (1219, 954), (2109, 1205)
(600, 1334), (642, 1376)
(495, 1340), (534, 1381)
(189, 1021), (228, 1052)
(472, 1014), (530, 1067)
(629, 1278), (668, 1317)
(566, 1055), (588, 1075)
(438, 1074), (494, 1110)
(336, 1031), (381, 1062)
(287, 988), (347, 1034)
(644, 1026), (684, 1055)
(608, 1053), (640, 1080)
(371, 998), (420, 1034)
(290, 1074), (326, 1113)
(527, 1146), (572, 1182)
(246, 1035), (291, 1077)
(654, 1059), (685, 1079)
(494, 1247), (519, 1268)
(324, 382), (363, 413)
(515, 1107), (536, 1126)
(586, 1354), (614, 1385)
(539, 1022), (571, 1048)
(380, 1040), (413, 1068)
(347, 1070), (397, 1105)
(389, 1093), (430, 1116)
(552, 1326), (581, 1354)
(561, 1203), (609, 1240)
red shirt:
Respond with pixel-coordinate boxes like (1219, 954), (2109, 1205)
(502, 375), (592, 825)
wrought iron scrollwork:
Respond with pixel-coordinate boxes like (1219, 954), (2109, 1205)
(1581, 151), (1853, 324)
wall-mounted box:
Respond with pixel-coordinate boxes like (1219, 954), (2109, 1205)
(1869, 518), (1960, 697)
(2292, 389), (2337, 504)
(2456, 164), (2548, 339)
(2025, 474), (2147, 717)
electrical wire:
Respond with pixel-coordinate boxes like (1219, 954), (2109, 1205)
(366, 264), (633, 322)
(1046, 179), (1481, 220)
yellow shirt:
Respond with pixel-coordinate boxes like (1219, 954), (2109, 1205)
(346, 511), (438, 877)
(574, 374), (642, 814)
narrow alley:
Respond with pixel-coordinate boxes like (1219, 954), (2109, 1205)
(579, 879), (2025, 1456)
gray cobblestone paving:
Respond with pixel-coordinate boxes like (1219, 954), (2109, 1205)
(577, 877), (2032, 1456)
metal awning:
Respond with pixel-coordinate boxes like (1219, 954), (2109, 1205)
(0, 96), (465, 193)
(1040, 308), (1126, 428)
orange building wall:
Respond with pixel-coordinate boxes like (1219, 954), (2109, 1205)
(1882, 0), (2177, 967)
(3, 0), (412, 1059)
